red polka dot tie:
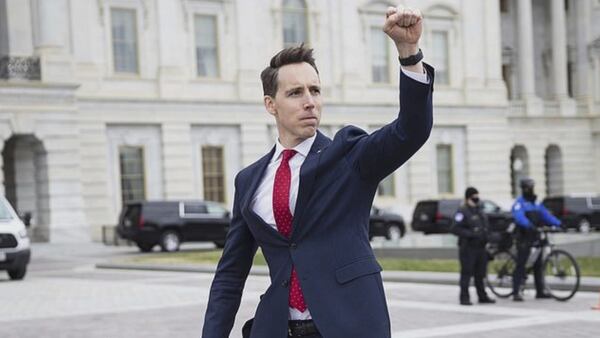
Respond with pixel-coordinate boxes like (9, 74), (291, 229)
(273, 149), (307, 312)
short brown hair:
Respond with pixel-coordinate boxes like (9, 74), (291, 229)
(260, 44), (319, 97)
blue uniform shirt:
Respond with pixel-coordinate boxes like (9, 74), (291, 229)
(511, 196), (561, 229)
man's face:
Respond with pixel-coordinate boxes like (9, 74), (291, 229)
(467, 194), (480, 207)
(264, 62), (322, 147)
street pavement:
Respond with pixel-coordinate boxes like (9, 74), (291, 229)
(0, 242), (599, 337)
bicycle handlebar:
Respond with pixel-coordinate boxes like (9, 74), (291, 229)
(534, 226), (563, 233)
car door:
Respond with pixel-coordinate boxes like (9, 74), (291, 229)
(369, 206), (386, 238)
(438, 200), (461, 233)
(205, 202), (230, 240)
(180, 202), (210, 241)
(589, 197), (600, 228)
(181, 202), (230, 241)
(481, 200), (509, 232)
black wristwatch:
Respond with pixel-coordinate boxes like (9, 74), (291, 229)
(398, 49), (423, 66)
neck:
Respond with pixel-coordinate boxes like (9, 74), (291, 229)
(278, 134), (309, 149)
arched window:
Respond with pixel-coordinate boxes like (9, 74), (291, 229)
(510, 145), (529, 197)
(545, 145), (563, 196)
(282, 0), (308, 48)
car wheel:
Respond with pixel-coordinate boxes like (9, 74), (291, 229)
(8, 265), (27, 280)
(578, 218), (591, 233)
(160, 230), (181, 252)
(386, 224), (403, 241)
(136, 242), (154, 252)
(213, 241), (226, 249)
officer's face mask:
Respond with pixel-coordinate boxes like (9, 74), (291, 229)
(470, 197), (480, 205)
(523, 187), (537, 202)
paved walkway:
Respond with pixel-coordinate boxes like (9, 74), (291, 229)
(1, 268), (599, 337)
(0, 242), (598, 337)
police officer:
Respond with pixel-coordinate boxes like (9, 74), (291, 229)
(511, 178), (561, 301)
(451, 187), (496, 305)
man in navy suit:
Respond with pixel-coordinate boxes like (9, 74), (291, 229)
(203, 5), (433, 338)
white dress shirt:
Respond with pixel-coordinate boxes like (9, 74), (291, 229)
(251, 134), (316, 320)
(250, 68), (429, 320)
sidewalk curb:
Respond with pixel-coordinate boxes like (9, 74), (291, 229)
(95, 262), (600, 292)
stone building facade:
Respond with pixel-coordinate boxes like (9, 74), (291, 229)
(0, 0), (598, 241)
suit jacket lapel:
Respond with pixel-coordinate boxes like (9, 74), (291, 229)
(241, 146), (273, 216)
(291, 131), (330, 239)
(240, 146), (288, 242)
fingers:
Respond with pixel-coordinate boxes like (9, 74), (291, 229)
(391, 6), (422, 27)
(385, 6), (397, 18)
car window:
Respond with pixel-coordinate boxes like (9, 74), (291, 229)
(0, 200), (14, 220)
(543, 198), (563, 215)
(183, 203), (207, 215)
(206, 203), (227, 216)
(123, 204), (141, 226)
(589, 197), (600, 209)
(481, 200), (498, 214)
(439, 200), (461, 216)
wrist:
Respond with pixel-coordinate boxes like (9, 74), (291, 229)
(396, 43), (419, 58)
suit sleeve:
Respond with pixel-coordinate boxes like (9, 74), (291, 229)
(345, 63), (434, 183)
(202, 174), (258, 338)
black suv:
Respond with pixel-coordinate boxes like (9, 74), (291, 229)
(411, 199), (513, 234)
(117, 200), (230, 252)
(369, 206), (406, 241)
(542, 195), (600, 232)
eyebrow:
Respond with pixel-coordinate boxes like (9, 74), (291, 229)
(285, 85), (321, 95)
(285, 86), (303, 95)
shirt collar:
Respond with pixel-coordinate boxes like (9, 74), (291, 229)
(272, 133), (317, 162)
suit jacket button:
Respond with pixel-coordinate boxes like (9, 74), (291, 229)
(290, 243), (297, 249)
(282, 280), (289, 288)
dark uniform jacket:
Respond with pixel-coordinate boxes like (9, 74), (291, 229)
(450, 204), (490, 248)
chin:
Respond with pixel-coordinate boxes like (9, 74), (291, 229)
(303, 128), (317, 138)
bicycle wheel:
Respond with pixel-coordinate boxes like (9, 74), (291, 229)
(543, 249), (580, 301)
(486, 250), (516, 298)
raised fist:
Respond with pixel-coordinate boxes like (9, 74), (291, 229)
(383, 6), (423, 57)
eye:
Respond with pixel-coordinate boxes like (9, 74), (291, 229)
(288, 89), (302, 97)
(310, 88), (321, 95)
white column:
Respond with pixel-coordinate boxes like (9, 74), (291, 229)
(517, 0), (542, 115)
(483, 0), (507, 99)
(32, 0), (68, 51)
(32, 0), (73, 82)
(485, 0), (504, 83)
(236, 0), (263, 101)
(551, 0), (576, 115)
(575, 0), (594, 114)
(156, 0), (186, 97)
(161, 123), (194, 199)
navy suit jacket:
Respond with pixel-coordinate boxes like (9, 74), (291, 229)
(203, 64), (434, 338)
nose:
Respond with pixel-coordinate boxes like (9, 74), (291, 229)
(303, 91), (315, 110)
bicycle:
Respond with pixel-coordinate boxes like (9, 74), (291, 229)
(485, 226), (581, 301)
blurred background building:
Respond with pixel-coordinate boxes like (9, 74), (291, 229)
(0, 0), (598, 242)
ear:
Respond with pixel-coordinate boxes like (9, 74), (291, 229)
(264, 95), (277, 117)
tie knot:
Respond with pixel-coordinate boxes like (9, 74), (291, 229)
(282, 149), (297, 163)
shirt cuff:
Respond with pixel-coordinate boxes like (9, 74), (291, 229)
(401, 68), (429, 84)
